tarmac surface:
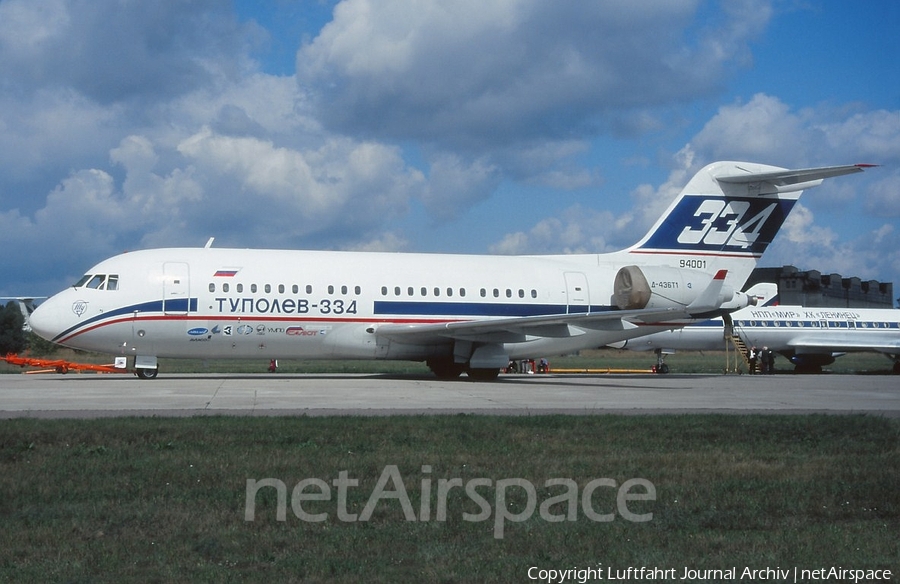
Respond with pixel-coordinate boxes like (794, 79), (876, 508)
(1, 371), (898, 418)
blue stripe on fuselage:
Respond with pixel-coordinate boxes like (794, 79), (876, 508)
(53, 298), (198, 342)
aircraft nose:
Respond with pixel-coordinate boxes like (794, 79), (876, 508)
(29, 298), (65, 343)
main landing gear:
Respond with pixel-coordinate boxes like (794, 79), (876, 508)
(652, 349), (670, 374)
(426, 358), (500, 380)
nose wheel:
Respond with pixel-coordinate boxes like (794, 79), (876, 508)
(136, 368), (158, 379)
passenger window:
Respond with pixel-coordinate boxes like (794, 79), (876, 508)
(278, 284), (285, 294)
(306, 285), (313, 294)
(342, 285), (348, 295)
(237, 283), (244, 293)
(251, 284), (257, 293)
(265, 284), (271, 293)
(223, 283), (230, 293)
(355, 286), (361, 294)
(209, 283), (215, 293)
(292, 284), (299, 294)
(328, 285), (335, 294)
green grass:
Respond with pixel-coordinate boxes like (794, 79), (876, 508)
(1, 415), (897, 582)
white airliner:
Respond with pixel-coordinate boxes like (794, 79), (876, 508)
(617, 283), (900, 374)
(29, 161), (871, 379)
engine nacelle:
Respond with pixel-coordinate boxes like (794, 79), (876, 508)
(613, 265), (739, 312)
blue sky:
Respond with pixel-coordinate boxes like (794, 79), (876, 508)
(0, 0), (898, 297)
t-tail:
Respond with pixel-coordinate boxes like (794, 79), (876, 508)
(624, 161), (873, 290)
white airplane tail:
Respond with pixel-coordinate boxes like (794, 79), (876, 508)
(623, 161), (871, 289)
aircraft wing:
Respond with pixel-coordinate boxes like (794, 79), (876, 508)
(373, 306), (693, 345)
(374, 269), (742, 345)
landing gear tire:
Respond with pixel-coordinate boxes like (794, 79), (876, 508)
(466, 368), (500, 381)
(653, 349), (669, 374)
(427, 359), (464, 379)
(136, 368), (158, 380)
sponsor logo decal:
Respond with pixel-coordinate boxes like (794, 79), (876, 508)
(286, 326), (326, 337)
(188, 327), (209, 336)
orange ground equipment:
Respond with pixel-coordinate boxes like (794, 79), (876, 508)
(3, 353), (129, 374)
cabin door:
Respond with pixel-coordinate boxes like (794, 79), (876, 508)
(163, 262), (191, 315)
(564, 272), (590, 314)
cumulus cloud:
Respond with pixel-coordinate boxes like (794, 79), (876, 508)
(692, 93), (900, 170)
(176, 127), (425, 246)
(691, 93), (810, 163)
(865, 171), (900, 218)
(0, 0), (253, 103)
(419, 154), (501, 220)
(765, 203), (900, 283)
(488, 93), (900, 285)
(1, 1), (898, 295)
(297, 0), (770, 148)
(489, 205), (623, 255)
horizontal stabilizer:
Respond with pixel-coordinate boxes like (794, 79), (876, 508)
(717, 163), (874, 191)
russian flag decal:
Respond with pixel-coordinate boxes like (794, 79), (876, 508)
(214, 270), (238, 277)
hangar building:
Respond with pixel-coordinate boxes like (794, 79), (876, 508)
(746, 265), (894, 309)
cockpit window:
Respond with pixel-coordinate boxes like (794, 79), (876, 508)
(74, 274), (119, 290)
(86, 275), (105, 289)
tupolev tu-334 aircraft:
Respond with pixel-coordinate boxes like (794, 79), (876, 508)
(29, 161), (871, 379)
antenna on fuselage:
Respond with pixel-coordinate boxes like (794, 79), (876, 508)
(205, 237), (215, 249)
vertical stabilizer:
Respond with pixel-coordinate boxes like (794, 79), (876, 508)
(626, 162), (870, 288)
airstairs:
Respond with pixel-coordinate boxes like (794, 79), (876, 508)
(723, 315), (751, 374)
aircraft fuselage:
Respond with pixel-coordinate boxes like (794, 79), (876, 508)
(32, 247), (681, 363)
